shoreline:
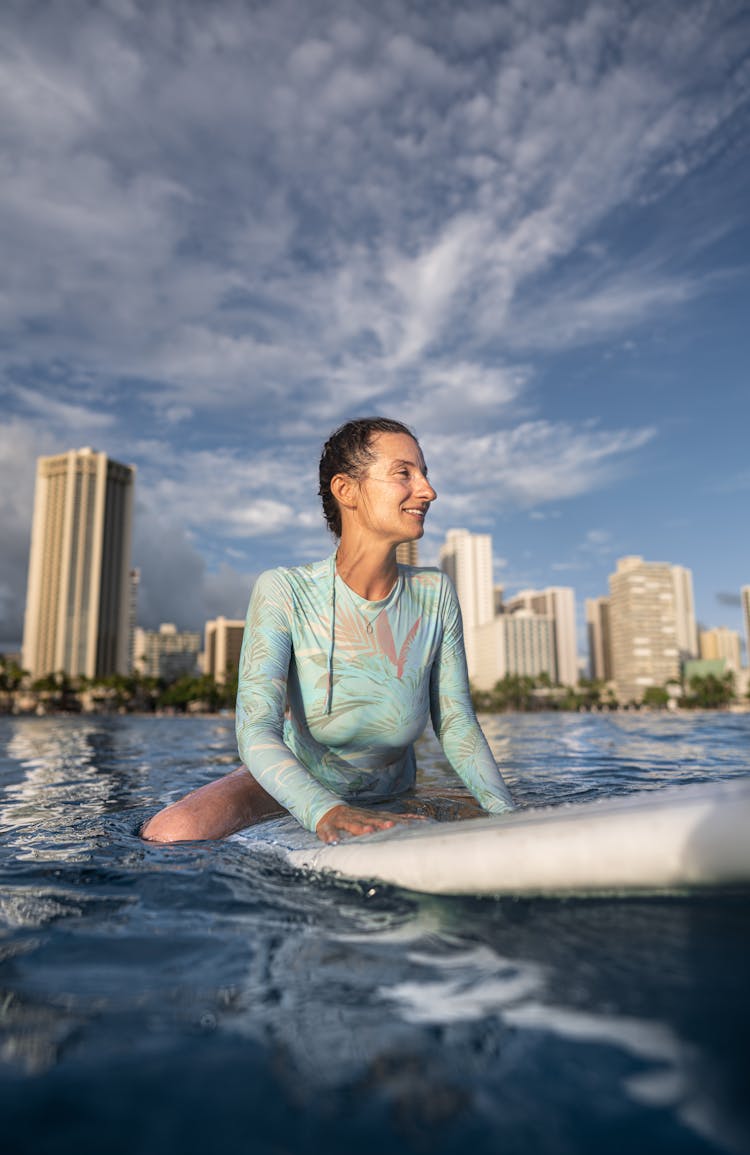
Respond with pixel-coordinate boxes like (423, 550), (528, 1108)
(1, 703), (748, 719)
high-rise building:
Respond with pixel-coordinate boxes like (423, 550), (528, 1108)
(742, 586), (750, 668)
(22, 448), (135, 679)
(127, 568), (140, 674)
(505, 587), (578, 686)
(133, 623), (201, 682)
(671, 565), (698, 659)
(395, 541), (419, 566)
(204, 617), (245, 684)
(586, 596), (612, 682)
(439, 529), (494, 678)
(608, 556), (681, 702)
(474, 611), (554, 691)
(699, 627), (741, 672)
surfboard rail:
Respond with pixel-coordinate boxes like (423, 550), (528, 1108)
(286, 777), (750, 897)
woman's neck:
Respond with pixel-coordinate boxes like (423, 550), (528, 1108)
(335, 538), (399, 601)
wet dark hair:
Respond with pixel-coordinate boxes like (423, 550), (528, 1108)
(318, 417), (417, 537)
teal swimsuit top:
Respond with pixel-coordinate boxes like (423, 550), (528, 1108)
(235, 555), (513, 832)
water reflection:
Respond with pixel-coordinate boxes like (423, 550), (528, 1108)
(478, 712), (750, 807)
(0, 714), (748, 1153)
(167, 872), (749, 1153)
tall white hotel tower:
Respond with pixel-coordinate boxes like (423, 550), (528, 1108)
(22, 449), (135, 679)
(439, 528), (494, 678)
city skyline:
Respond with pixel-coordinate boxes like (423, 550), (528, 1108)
(10, 449), (749, 689)
(1, 1), (749, 651)
(5, 444), (749, 669)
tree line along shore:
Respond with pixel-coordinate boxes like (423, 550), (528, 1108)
(471, 671), (745, 712)
(0, 656), (238, 716)
(1, 655), (746, 716)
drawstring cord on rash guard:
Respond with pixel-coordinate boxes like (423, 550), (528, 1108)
(326, 553), (336, 714)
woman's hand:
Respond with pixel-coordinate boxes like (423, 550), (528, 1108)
(315, 803), (426, 844)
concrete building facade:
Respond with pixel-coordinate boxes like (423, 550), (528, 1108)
(133, 623), (201, 682)
(699, 627), (741, 671)
(127, 568), (140, 674)
(204, 617), (245, 684)
(474, 612), (554, 691)
(608, 556), (681, 702)
(586, 596), (612, 682)
(505, 587), (577, 686)
(439, 529), (494, 679)
(22, 448), (135, 679)
(671, 565), (699, 660)
(395, 541), (419, 566)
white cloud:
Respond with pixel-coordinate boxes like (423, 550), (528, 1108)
(707, 469), (750, 495)
(584, 530), (613, 549)
(384, 213), (492, 366)
(132, 509), (255, 630)
(551, 561), (584, 573)
(504, 270), (702, 352)
(11, 385), (115, 435)
(0, 0), (746, 635)
(0, 419), (60, 643)
(0, 0), (743, 406)
(423, 421), (657, 521)
(402, 362), (530, 434)
(129, 439), (325, 546)
(547, 529), (622, 580)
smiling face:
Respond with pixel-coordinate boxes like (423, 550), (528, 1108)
(353, 431), (437, 545)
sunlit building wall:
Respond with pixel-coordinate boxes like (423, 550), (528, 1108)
(439, 528), (494, 679)
(699, 627), (741, 672)
(395, 541), (419, 566)
(127, 567), (140, 674)
(586, 596), (612, 682)
(608, 556), (681, 703)
(505, 587), (578, 686)
(671, 565), (699, 660)
(474, 612), (554, 692)
(133, 623), (201, 682)
(22, 448), (135, 679)
(204, 617), (245, 685)
(742, 586), (750, 668)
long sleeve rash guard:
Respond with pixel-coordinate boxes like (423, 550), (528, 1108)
(235, 555), (514, 832)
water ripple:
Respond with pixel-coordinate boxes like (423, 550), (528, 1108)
(0, 713), (748, 1154)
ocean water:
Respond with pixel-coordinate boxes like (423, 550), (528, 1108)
(0, 711), (748, 1155)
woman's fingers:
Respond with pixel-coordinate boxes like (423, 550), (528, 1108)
(316, 804), (428, 843)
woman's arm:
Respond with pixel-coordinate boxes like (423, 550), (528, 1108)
(235, 569), (344, 832)
(429, 577), (514, 812)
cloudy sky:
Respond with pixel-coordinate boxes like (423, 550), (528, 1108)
(1, 0), (748, 657)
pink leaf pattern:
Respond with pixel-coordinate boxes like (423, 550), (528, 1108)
(374, 612), (422, 678)
(397, 616), (421, 678)
(375, 612), (398, 667)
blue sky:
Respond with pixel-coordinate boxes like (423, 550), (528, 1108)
(1, 0), (748, 658)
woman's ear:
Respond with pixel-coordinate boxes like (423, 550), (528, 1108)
(330, 472), (359, 512)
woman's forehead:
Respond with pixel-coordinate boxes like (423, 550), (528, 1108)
(370, 431), (425, 467)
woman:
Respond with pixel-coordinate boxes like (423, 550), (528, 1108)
(142, 417), (513, 844)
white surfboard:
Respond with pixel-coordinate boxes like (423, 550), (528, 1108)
(239, 777), (750, 897)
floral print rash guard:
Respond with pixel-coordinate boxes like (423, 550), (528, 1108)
(235, 555), (514, 833)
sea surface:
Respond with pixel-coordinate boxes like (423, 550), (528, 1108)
(0, 711), (748, 1155)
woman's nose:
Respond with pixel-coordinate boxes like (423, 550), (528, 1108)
(417, 475), (437, 502)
